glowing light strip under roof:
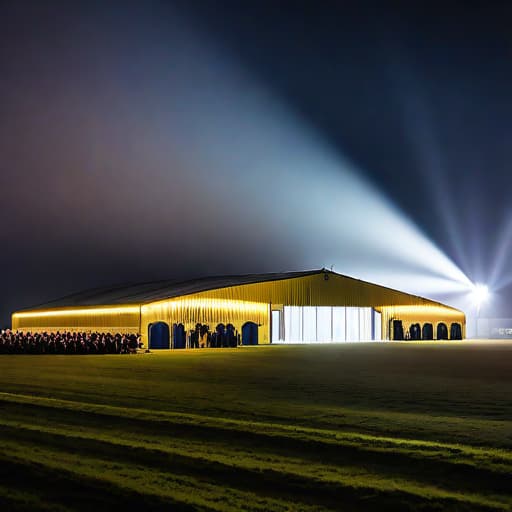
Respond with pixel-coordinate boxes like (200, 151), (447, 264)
(13, 306), (140, 318)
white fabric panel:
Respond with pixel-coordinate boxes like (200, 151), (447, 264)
(316, 307), (332, 342)
(332, 307), (346, 341)
(373, 309), (382, 340)
(285, 306), (302, 342)
(303, 307), (317, 342)
(272, 310), (281, 341)
(346, 307), (360, 341)
(359, 307), (372, 340)
(283, 306), (376, 343)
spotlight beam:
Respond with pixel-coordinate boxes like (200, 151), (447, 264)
(386, 55), (472, 275)
(124, 20), (474, 307)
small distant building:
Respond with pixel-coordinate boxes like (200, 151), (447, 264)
(11, 269), (465, 347)
(474, 317), (512, 339)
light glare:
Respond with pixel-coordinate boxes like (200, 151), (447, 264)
(471, 284), (489, 309)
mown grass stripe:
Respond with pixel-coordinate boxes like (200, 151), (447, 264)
(0, 418), (509, 511)
(0, 447), (326, 512)
(1, 401), (511, 497)
(1, 392), (510, 467)
(0, 454), (207, 512)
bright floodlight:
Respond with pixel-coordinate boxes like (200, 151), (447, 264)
(471, 284), (489, 309)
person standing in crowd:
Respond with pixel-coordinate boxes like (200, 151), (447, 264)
(0, 331), (141, 355)
(199, 324), (209, 348)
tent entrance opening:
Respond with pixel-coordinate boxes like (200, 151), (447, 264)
(278, 306), (381, 342)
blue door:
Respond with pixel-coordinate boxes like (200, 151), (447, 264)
(149, 322), (170, 349)
(450, 323), (462, 340)
(242, 322), (258, 345)
(173, 323), (186, 349)
(437, 322), (448, 340)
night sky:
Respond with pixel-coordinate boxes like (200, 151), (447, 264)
(1, 0), (512, 327)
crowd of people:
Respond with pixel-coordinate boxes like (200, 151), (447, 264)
(0, 330), (142, 354)
(187, 323), (240, 348)
(0, 322), (248, 355)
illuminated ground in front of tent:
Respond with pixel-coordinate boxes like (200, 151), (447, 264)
(0, 342), (510, 511)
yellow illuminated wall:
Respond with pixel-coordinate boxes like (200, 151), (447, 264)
(138, 273), (464, 342)
(141, 297), (269, 344)
(189, 273), (439, 307)
(11, 305), (140, 333)
(378, 305), (466, 339)
(11, 271), (465, 342)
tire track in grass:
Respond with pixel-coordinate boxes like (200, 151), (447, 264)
(0, 420), (509, 511)
(0, 456), (201, 512)
(1, 402), (511, 499)
(1, 393), (510, 478)
(0, 446), (330, 512)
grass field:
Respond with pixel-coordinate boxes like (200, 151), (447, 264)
(0, 342), (510, 511)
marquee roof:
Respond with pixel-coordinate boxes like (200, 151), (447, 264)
(22, 270), (324, 309)
(18, 268), (458, 312)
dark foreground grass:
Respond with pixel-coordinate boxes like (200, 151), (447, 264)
(0, 342), (510, 511)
